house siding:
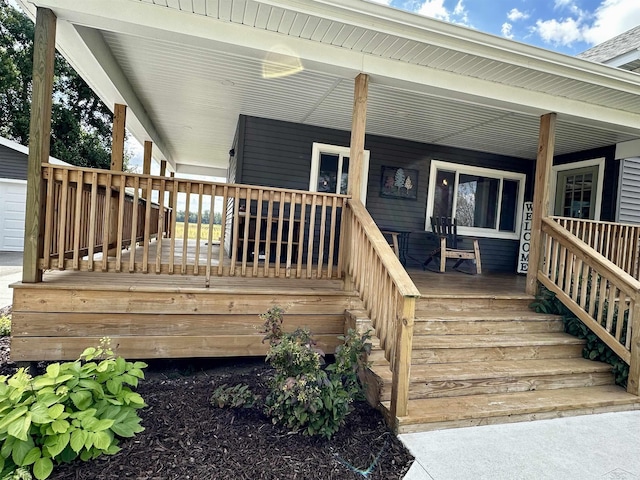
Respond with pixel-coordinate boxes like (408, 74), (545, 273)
(0, 144), (28, 180)
(617, 157), (640, 224)
(237, 116), (534, 273)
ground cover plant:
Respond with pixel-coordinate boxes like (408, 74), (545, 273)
(0, 339), (147, 480)
(0, 325), (413, 478)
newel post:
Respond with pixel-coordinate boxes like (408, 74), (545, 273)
(628, 298), (640, 396)
(23, 8), (56, 283)
(390, 296), (416, 420)
(526, 113), (557, 295)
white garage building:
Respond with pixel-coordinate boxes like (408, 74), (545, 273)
(0, 136), (65, 252)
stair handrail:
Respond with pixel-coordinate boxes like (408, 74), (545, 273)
(539, 217), (640, 395)
(343, 199), (421, 419)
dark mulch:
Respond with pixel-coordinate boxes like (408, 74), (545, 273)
(0, 336), (413, 479)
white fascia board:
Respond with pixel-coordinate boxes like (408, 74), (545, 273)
(175, 164), (228, 179)
(17, 0), (172, 169)
(616, 139), (640, 159)
(603, 49), (640, 69)
(257, 0), (640, 95)
(26, 0), (640, 135)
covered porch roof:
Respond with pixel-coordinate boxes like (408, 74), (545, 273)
(17, 0), (640, 177)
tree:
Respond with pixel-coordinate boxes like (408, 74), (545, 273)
(0, 1), (113, 169)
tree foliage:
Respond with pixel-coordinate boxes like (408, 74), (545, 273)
(0, 1), (113, 169)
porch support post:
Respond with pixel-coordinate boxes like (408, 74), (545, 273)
(23, 8), (56, 283)
(160, 160), (167, 177)
(526, 112), (557, 295)
(110, 103), (127, 171)
(348, 73), (369, 203)
(142, 140), (152, 198)
(168, 171), (175, 238)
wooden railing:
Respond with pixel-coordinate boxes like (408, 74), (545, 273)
(539, 217), (640, 394)
(553, 217), (640, 279)
(344, 199), (421, 418)
(40, 164), (347, 281)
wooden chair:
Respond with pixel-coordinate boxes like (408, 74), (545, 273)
(381, 230), (400, 258)
(424, 217), (482, 274)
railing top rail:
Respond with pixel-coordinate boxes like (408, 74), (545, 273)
(551, 215), (640, 230)
(543, 217), (640, 294)
(348, 199), (421, 298)
(43, 163), (350, 201)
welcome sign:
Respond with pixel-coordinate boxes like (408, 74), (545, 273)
(517, 202), (533, 274)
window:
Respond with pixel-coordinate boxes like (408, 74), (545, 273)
(426, 160), (526, 239)
(309, 143), (369, 204)
(551, 158), (604, 220)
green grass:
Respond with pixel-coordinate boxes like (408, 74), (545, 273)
(174, 223), (222, 241)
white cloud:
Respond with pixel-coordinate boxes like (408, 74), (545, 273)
(417, 0), (470, 25)
(582, 0), (640, 44)
(501, 22), (514, 39)
(507, 8), (529, 21)
(532, 0), (640, 47)
(535, 17), (583, 46)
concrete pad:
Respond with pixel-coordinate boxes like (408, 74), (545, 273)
(0, 251), (22, 309)
(401, 412), (640, 480)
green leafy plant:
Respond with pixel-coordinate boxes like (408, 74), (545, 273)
(0, 316), (10, 337)
(260, 307), (372, 439)
(0, 339), (147, 480)
(531, 287), (629, 386)
(210, 384), (260, 409)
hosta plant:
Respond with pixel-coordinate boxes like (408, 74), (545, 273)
(0, 339), (147, 479)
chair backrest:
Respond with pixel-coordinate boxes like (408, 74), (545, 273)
(430, 216), (459, 249)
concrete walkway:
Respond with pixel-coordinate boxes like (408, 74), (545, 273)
(400, 411), (640, 479)
(0, 251), (22, 310)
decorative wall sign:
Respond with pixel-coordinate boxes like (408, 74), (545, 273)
(517, 201), (533, 274)
(380, 166), (418, 200)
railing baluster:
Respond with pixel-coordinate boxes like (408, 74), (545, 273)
(286, 192), (296, 278)
(193, 183), (204, 276)
(169, 177), (178, 274)
(156, 178), (166, 274)
(182, 182), (191, 275)
(116, 174), (126, 273)
(217, 185), (228, 277)
(205, 185), (215, 285)
(241, 187), (251, 277)
(128, 177), (140, 273)
(229, 187), (240, 277)
(87, 172), (98, 272)
(72, 171), (84, 270)
(327, 197), (338, 279)
(296, 194), (307, 279)
(100, 173), (112, 272)
(317, 196), (327, 279)
(306, 195), (317, 279)
(253, 189), (264, 277)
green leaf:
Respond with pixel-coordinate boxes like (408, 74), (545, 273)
(0, 405), (27, 432)
(8, 411), (32, 442)
(30, 402), (53, 424)
(93, 430), (112, 451)
(106, 378), (122, 396)
(38, 393), (63, 407)
(51, 419), (70, 434)
(48, 404), (65, 420)
(110, 418), (144, 438)
(46, 364), (60, 379)
(70, 429), (87, 453)
(22, 446), (41, 466)
(11, 437), (35, 465)
(46, 431), (70, 458)
(31, 376), (56, 389)
(91, 419), (114, 432)
(70, 390), (92, 410)
(33, 456), (54, 480)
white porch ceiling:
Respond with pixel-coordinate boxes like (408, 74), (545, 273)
(18, 0), (640, 176)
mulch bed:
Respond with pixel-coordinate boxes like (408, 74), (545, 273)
(0, 336), (414, 479)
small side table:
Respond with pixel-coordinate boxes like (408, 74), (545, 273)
(380, 229), (413, 266)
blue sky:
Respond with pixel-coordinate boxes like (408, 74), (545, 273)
(370, 0), (640, 55)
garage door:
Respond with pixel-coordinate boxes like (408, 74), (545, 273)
(0, 179), (27, 251)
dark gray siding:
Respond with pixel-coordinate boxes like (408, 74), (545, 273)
(617, 157), (640, 224)
(553, 145), (618, 222)
(0, 144), (28, 180)
(236, 116), (534, 273)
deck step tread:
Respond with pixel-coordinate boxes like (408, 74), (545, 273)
(371, 358), (612, 382)
(412, 333), (585, 349)
(415, 313), (561, 322)
(384, 385), (640, 426)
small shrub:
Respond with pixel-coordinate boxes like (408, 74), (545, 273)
(260, 306), (371, 439)
(0, 339), (147, 480)
(210, 384), (260, 409)
(0, 317), (10, 337)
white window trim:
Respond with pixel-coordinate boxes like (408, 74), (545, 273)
(550, 157), (605, 221)
(425, 160), (526, 240)
(309, 143), (370, 204)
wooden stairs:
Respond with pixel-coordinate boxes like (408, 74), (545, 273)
(350, 293), (640, 434)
